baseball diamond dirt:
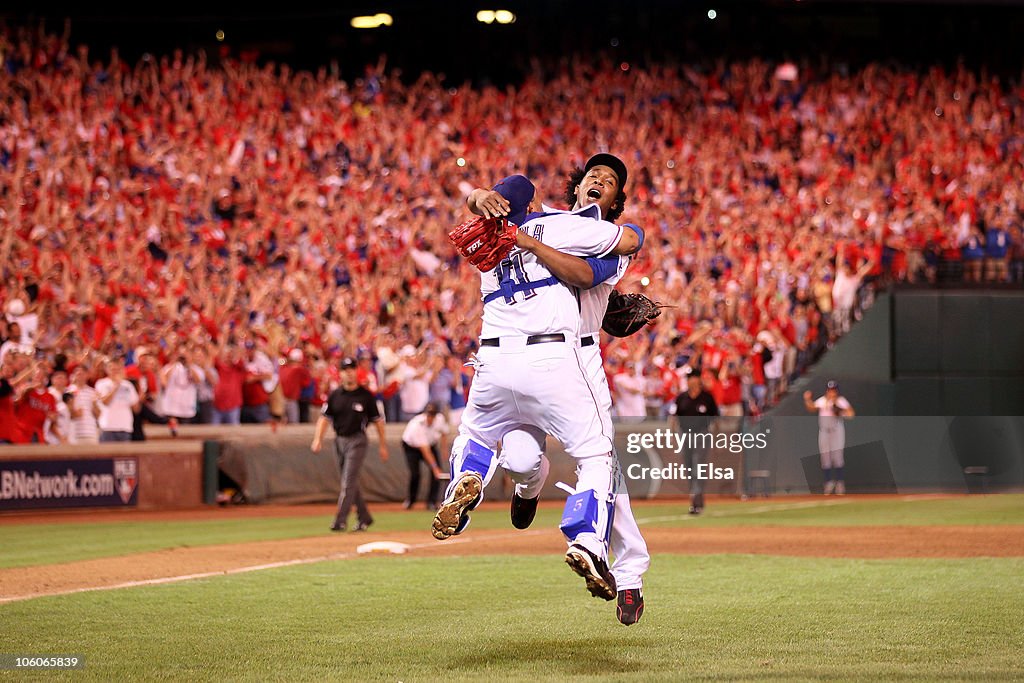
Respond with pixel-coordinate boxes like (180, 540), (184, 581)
(2, 496), (1022, 603)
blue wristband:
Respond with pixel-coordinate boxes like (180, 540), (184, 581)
(586, 255), (620, 288)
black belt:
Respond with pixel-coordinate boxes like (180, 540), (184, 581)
(480, 333), (566, 347)
(580, 335), (596, 347)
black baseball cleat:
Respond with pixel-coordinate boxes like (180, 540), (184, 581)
(329, 523), (346, 532)
(354, 520), (373, 532)
(565, 543), (617, 601)
(431, 473), (483, 540)
(510, 492), (539, 529)
(616, 588), (645, 626)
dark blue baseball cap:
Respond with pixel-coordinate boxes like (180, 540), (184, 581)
(491, 175), (535, 227)
(585, 153), (628, 189)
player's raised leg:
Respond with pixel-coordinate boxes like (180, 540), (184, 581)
(432, 433), (497, 540)
(432, 348), (513, 540)
(499, 426), (550, 529)
(519, 344), (619, 599)
(560, 451), (618, 600)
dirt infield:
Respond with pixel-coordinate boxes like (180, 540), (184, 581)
(2, 496), (1022, 603)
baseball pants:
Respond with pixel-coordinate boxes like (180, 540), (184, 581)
(497, 342), (651, 588)
(683, 444), (708, 510)
(818, 425), (846, 470)
(403, 441), (442, 508)
(450, 338), (616, 559)
(333, 433), (373, 528)
(501, 428), (650, 591)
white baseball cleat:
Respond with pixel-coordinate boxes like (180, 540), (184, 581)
(431, 473), (483, 540)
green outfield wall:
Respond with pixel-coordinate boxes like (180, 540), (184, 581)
(758, 290), (1024, 494)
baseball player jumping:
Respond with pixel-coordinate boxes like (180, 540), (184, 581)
(435, 155), (640, 605)
(467, 155), (650, 625)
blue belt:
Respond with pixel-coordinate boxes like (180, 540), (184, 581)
(482, 276), (560, 304)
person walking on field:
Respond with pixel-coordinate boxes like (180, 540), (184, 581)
(311, 357), (389, 532)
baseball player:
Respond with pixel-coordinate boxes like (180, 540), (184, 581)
(434, 155), (640, 602)
(803, 380), (855, 494)
(470, 159), (650, 624)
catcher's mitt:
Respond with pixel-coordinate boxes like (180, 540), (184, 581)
(602, 290), (668, 338)
(448, 216), (518, 272)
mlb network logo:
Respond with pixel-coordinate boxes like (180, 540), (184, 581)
(114, 458), (138, 504)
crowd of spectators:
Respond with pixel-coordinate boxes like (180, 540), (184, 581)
(2, 22), (1023, 443)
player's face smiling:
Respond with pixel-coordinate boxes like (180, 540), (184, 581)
(576, 165), (620, 216)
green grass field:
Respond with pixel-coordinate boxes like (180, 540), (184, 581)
(3, 495), (1022, 570)
(2, 495), (1023, 681)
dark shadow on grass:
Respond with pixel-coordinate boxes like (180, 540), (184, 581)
(453, 636), (656, 675)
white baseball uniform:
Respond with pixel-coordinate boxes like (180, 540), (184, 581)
(501, 248), (650, 590)
(449, 203), (623, 559)
(814, 396), (851, 469)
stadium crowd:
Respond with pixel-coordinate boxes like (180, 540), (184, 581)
(2, 22), (1023, 443)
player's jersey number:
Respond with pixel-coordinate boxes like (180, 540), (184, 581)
(494, 252), (536, 304)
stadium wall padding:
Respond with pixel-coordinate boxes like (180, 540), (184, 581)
(211, 290), (1024, 504)
(761, 289), (1024, 493)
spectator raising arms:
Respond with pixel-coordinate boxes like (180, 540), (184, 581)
(94, 360), (140, 443)
(1, 24), (1021, 426)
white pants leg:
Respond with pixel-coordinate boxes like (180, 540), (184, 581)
(497, 343), (650, 574)
(610, 468), (650, 591)
(449, 340), (614, 513)
(818, 426), (846, 469)
(499, 425), (550, 499)
(499, 422), (615, 560)
(579, 344), (649, 582)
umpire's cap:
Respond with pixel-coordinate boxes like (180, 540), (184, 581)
(491, 175), (535, 227)
(585, 153), (628, 189)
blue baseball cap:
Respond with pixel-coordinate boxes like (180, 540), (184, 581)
(491, 175), (535, 227)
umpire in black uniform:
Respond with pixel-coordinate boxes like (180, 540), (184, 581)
(311, 357), (389, 532)
(670, 367), (719, 515)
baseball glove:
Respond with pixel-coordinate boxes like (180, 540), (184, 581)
(448, 216), (518, 272)
(602, 290), (667, 338)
